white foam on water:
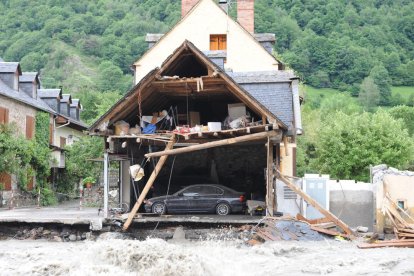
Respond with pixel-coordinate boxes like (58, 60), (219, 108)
(0, 238), (414, 276)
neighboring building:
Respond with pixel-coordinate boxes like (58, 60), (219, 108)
(0, 60), (87, 196)
(89, 0), (303, 216)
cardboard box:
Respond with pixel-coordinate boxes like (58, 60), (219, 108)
(228, 103), (246, 119)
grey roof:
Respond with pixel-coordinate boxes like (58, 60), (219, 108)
(20, 72), (38, 83)
(70, 99), (80, 107)
(253, 33), (276, 42)
(38, 89), (62, 98)
(226, 70), (296, 127)
(0, 62), (20, 73)
(0, 79), (55, 114)
(145, 33), (164, 42)
(203, 50), (227, 58)
(61, 94), (71, 103)
(227, 70), (296, 84)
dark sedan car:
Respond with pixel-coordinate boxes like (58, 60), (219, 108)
(144, 184), (246, 215)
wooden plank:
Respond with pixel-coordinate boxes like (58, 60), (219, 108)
(278, 172), (355, 238)
(145, 130), (282, 158)
(122, 137), (176, 231)
(310, 225), (350, 239)
(296, 214), (331, 225)
(358, 241), (414, 249)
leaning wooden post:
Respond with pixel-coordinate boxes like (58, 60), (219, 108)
(266, 138), (275, 216)
(277, 171), (355, 238)
(123, 137), (176, 231)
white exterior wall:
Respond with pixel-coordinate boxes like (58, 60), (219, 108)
(53, 125), (84, 148)
(134, 0), (278, 83)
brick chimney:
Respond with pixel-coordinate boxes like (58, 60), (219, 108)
(182, 0), (199, 18)
(237, 0), (254, 33)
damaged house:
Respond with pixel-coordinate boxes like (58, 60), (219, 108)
(89, 0), (303, 226)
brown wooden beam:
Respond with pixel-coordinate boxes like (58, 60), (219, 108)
(266, 138), (275, 216)
(277, 171), (355, 238)
(145, 130), (282, 159)
(122, 137), (176, 231)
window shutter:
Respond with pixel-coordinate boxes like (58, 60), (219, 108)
(26, 116), (35, 139)
(219, 35), (227, 50)
(0, 107), (9, 124)
(0, 173), (12, 190)
(60, 137), (66, 148)
(49, 124), (53, 144)
(210, 35), (219, 50)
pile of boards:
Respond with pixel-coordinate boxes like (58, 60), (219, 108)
(358, 194), (414, 249)
(247, 215), (352, 245)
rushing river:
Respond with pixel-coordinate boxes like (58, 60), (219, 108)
(0, 237), (413, 275)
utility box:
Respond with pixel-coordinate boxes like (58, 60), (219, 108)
(303, 174), (330, 219)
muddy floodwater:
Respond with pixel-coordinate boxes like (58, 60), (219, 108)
(1, 237), (414, 276)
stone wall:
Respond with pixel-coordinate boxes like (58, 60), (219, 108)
(0, 94), (37, 137)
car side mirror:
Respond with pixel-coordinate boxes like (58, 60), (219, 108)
(178, 192), (183, 196)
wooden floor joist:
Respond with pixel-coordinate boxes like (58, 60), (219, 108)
(277, 171), (355, 238)
(122, 137), (176, 231)
(145, 130), (282, 158)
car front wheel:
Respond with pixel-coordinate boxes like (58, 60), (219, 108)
(216, 203), (230, 215)
(152, 202), (166, 214)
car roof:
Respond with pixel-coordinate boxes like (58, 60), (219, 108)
(185, 184), (239, 193)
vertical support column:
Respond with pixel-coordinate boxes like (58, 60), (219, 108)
(103, 151), (109, 219)
(121, 160), (131, 209)
(266, 137), (275, 216)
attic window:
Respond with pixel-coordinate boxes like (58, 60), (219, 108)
(210, 34), (227, 51)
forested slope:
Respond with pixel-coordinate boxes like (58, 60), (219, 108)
(0, 0), (413, 109)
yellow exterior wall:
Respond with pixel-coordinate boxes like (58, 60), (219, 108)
(376, 174), (414, 233)
(134, 0), (279, 83)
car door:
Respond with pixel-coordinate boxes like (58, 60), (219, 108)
(168, 186), (200, 213)
(189, 185), (223, 212)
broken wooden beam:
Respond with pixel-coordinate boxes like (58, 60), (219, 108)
(358, 240), (414, 249)
(145, 130), (282, 159)
(277, 171), (355, 238)
(123, 137), (176, 231)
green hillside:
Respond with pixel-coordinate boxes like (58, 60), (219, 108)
(1, 0), (413, 98)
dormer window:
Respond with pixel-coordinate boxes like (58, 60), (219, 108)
(210, 34), (227, 51)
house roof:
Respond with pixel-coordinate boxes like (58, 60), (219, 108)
(38, 89), (62, 99)
(0, 79), (55, 114)
(0, 62), (21, 74)
(20, 72), (39, 83)
(253, 33), (276, 43)
(90, 40), (291, 132)
(227, 70), (295, 84)
(61, 94), (72, 103)
(70, 99), (80, 108)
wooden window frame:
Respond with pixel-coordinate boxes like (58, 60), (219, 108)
(210, 34), (227, 51)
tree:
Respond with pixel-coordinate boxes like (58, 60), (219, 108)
(388, 106), (414, 137)
(369, 64), (392, 106)
(358, 76), (380, 111)
(314, 111), (414, 181)
(97, 61), (124, 92)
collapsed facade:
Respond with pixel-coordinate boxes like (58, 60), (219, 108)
(89, 0), (303, 224)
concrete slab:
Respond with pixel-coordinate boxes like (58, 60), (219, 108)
(133, 214), (262, 224)
(0, 206), (101, 225)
